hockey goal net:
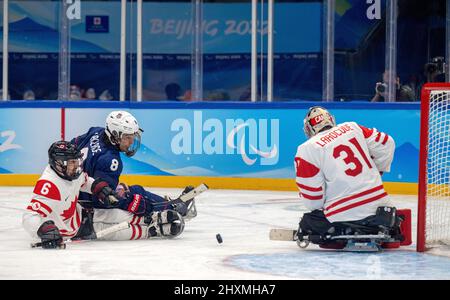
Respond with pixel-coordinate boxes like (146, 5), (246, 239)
(418, 83), (450, 252)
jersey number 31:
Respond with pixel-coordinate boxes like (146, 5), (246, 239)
(333, 137), (373, 177)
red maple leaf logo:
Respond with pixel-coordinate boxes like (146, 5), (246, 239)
(61, 196), (78, 221)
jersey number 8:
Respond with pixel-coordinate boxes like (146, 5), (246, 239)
(110, 159), (119, 171)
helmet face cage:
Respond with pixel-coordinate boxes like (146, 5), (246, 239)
(48, 141), (83, 181)
(303, 106), (336, 139)
(125, 130), (142, 157)
(53, 158), (83, 181)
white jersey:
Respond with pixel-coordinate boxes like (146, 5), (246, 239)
(294, 122), (395, 223)
(22, 166), (151, 242)
(22, 166), (94, 241)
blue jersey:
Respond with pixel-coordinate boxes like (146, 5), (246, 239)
(71, 127), (123, 204)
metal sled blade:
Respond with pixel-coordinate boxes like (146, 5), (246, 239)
(342, 241), (382, 252)
(330, 234), (391, 240)
(269, 229), (297, 241)
(179, 183), (209, 202)
(184, 200), (198, 222)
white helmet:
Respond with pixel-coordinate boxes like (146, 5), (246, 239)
(303, 106), (336, 139)
(105, 111), (143, 157)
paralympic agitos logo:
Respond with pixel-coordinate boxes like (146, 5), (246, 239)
(171, 111), (279, 166)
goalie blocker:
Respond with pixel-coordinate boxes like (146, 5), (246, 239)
(270, 207), (412, 252)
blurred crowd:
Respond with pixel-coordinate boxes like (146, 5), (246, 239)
(1, 85), (115, 101)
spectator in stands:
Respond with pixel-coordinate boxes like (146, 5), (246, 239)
(84, 88), (96, 100)
(371, 71), (415, 102)
(406, 74), (421, 101)
(99, 89), (114, 101)
(165, 83), (182, 101)
(424, 57), (446, 83)
(205, 89), (230, 101)
(69, 85), (82, 101)
(23, 90), (36, 101)
(180, 90), (192, 101)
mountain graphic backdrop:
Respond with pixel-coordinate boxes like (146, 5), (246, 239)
(122, 143), (173, 176)
(0, 167), (11, 174)
(0, 142), (424, 180)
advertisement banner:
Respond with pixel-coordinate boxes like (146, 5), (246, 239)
(3, 1), (321, 54)
(2, 1), (385, 54)
(65, 106), (420, 183)
(0, 105), (420, 184)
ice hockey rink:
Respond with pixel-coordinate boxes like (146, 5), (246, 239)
(1, 186), (450, 280)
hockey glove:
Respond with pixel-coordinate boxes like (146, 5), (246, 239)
(166, 186), (198, 218)
(126, 194), (147, 215)
(167, 199), (188, 216)
(37, 221), (63, 249)
(91, 178), (119, 206)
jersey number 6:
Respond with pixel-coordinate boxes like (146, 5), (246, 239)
(40, 182), (52, 195)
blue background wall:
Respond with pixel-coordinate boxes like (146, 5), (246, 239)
(0, 102), (420, 184)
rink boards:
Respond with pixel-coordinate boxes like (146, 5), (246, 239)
(0, 101), (420, 194)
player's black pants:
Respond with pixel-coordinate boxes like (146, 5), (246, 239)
(299, 210), (334, 237)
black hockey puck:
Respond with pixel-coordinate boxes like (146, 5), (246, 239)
(216, 234), (223, 244)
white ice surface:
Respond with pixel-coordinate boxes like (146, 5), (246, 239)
(1, 187), (450, 280)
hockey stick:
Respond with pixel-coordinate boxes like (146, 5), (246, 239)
(165, 183), (209, 221)
(152, 183), (209, 210)
(30, 221), (130, 249)
(93, 221), (131, 239)
(178, 183), (209, 202)
(269, 228), (298, 241)
(79, 183), (209, 204)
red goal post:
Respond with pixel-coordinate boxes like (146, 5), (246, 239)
(417, 83), (450, 252)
